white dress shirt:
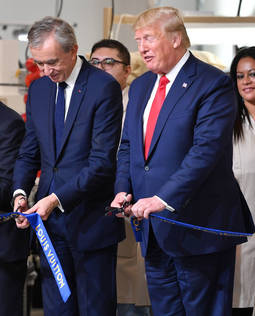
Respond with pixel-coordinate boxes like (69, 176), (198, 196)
(142, 50), (190, 212)
(57, 56), (82, 120)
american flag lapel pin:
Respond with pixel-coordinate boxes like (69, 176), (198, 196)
(182, 82), (188, 88)
(78, 89), (82, 93)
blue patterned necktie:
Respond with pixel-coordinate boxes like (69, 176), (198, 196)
(55, 81), (67, 155)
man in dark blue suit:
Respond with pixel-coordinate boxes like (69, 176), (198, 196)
(12, 17), (124, 316)
(0, 102), (29, 316)
(111, 7), (255, 316)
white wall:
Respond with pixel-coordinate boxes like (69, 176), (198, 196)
(149, 0), (197, 11)
(0, 0), (149, 63)
(199, 0), (255, 16)
(198, 0), (255, 70)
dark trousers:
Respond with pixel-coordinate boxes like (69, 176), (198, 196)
(40, 234), (117, 316)
(145, 230), (236, 316)
(0, 259), (27, 316)
(232, 308), (253, 316)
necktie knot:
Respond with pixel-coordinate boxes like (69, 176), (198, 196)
(159, 75), (169, 88)
(59, 81), (67, 90)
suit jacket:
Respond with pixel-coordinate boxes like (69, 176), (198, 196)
(13, 57), (125, 251)
(117, 87), (150, 306)
(0, 102), (29, 262)
(115, 53), (255, 257)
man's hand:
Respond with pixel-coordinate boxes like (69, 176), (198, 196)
(14, 195), (29, 229)
(111, 192), (132, 217)
(131, 196), (165, 219)
(15, 193), (59, 229)
(26, 193), (59, 220)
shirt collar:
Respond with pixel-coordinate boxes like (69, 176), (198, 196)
(161, 50), (190, 83)
(61, 56), (82, 88)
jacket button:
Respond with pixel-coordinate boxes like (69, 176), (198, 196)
(53, 167), (58, 172)
(145, 166), (149, 171)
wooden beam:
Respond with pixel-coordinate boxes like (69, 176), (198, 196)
(103, 7), (113, 39)
(103, 7), (255, 38)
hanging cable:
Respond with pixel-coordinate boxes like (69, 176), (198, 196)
(235, 0), (243, 53)
(108, 0), (115, 39)
(56, 0), (64, 17)
(237, 0), (243, 16)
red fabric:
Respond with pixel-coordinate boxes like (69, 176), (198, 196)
(144, 75), (169, 159)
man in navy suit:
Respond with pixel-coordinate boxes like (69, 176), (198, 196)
(12, 17), (124, 316)
(111, 7), (255, 316)
(0, 102), (29, 316)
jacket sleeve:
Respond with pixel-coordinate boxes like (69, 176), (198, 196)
(157, 74), (237, 210)
(0, 109), (25, 210)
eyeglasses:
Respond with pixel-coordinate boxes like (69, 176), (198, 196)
(88, 58), (128, 70)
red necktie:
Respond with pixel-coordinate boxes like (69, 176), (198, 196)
(144, 75), (169, 159)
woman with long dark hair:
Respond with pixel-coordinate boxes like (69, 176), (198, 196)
(230, 46), (255, 316)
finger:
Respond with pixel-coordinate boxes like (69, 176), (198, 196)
(123, 205), (132, 217)
(130, 208), (138, 218)
(15, 213), (25, 222)
(111, 192), (126, 207)
(131, 207), (143, 219)
(115, 213), (125, 218)
(23, 206), (37, 215)
(15, 218), (23, 225)
(144, 209), (151, 219)
(111, 199), (121, 207)
(125, 194), (132, 203)
(16, 217), (29, 228)
(15, 198), (28, 212)
(17, 221), (30, 229)
(41, 213), (48, 221)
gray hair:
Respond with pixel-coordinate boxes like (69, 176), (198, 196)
(28, 16), (77, 52)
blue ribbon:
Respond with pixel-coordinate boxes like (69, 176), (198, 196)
(150, 214), (253, 237)
(130, 213), (253, 240)
(130, 216), (142, 242)
(0, 212), (71, 303)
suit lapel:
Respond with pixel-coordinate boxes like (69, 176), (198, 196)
(146, 54), (197, 160)
(56, 58), (89, 161)
(136, 73), (157, 161)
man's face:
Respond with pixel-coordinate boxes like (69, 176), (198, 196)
(90, 47), (130, 90)
(30, 34), (78, 83)
(135, 23), (178, 74)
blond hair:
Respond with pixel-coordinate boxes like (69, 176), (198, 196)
(133, 7), (190, 48)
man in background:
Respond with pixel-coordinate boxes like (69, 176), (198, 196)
(12, 17), (124, 316)
(0, 101), (29, 316)
(90, 39), (152, 316)
(111, 7), (255, 316)
(90, 39), (130, 122)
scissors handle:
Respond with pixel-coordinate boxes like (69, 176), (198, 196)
(105, 206), (125, 217)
